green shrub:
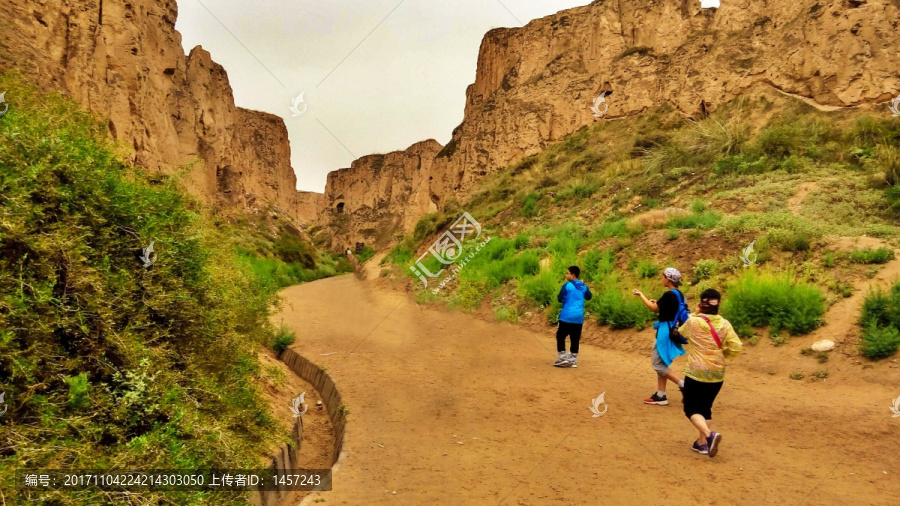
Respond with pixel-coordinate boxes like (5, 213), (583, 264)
(272, 325), (297, 354)
(457, 279), (489, 310)
(65, 373), (91, 410)
(522, 193), (541, 217)
(858, 284), (900, 359)
(721, 271), (824, 336)
(273, 233), (317, 268)
(589, 290), (655, 330)
(514, 234), (531, 250)
(693, 259), (720, 281)
(387, 243), (414, 264)
(667, 211), (721, 230)
(768, 229), (812, 252)
(633, 260), (660, 279)
(860, 324), (900, 359)
(849, 247), (895, 264)
(522, 272), (559, 307)
(355, 245), (376, 263)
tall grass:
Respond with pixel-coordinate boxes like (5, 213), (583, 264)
(721, 271), (825, 337)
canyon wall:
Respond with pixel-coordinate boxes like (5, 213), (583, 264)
(0, 0), (304, 222)
(323, 140), (443, 250)
(320, 0), (900, 249)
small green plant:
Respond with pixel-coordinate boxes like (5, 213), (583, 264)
(65, 373), (91, 409)
(687, 229), (703, 241)
(634, 260), (660, 279)
(823, 251), (835, 268)
(522, 193), (541, 217)
(849, 247), (895, 264)
(494, 306), (520, 323)
(272, 325), (297, 354)
(457, 279), (490, 310)
(693, 259), (720, 281)
(812, 370), (829, 379)
(771, 334), (789, 347)
(666, 229), (680, 241)
(790, 372), (805, 380)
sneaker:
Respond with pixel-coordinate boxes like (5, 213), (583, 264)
(643, 393), (669, 406)
(553, 356), (571, 367)
(706, 432), (722, 458)
(568, 353), (578, 368)
(691, 441), (709, 455)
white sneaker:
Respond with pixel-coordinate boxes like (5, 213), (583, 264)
(553, 354), (570, 367)
(568, 353), (578, 368)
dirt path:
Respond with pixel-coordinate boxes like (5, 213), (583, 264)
(273, 275), (899, 505)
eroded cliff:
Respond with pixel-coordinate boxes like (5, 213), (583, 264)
(319, 0), (900, 249)
(0, 0), (303, 221)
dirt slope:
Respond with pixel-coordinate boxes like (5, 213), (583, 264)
(273, 275), (899, 505)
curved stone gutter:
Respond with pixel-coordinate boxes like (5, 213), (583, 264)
(253, 348), (348, 506)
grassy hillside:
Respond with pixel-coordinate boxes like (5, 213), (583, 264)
(0, 74), (342, 504)
(385, 93), (900, 359)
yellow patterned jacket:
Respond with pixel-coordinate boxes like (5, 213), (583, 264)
(678, 314), (743, 383)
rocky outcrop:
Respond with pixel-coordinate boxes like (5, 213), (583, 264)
(296, 191), (326, 225)
(0, 0), (303, 220)
(322, 140), (443, 249)
(319, 0), (900, 248)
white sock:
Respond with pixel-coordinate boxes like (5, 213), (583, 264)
(657, 390), (666, 397)
(678, 380), (685, 389)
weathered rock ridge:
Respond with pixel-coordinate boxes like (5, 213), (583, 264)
(0, 0), (303, 221)
(317, 0), (900, 249)
(323, 140), (444, 251)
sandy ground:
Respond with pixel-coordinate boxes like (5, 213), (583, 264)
(269, 270), (900, 506)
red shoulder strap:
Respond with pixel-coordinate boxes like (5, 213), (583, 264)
(698, 316), (722, 349)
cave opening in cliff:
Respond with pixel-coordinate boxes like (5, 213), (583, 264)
(336, 202), (345, 214)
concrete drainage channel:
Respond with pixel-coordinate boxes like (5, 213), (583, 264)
(254, 348), (348, 506)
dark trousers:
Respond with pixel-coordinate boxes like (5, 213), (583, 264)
(682, 377), (724, 420)
(556, 321), (583, 353)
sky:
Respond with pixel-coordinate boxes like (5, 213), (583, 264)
(176, 1), (720, 192)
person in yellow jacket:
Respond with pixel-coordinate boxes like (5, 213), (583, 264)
(676, 288), (742, 458)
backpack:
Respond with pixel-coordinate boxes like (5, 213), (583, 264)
(669, 289), (690, 345)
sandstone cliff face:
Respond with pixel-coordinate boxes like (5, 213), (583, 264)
(321, 0), (900, 248)
(0, 0), (303, 221)
(433, 0), (900, 197)
(322, 140), (443, 249)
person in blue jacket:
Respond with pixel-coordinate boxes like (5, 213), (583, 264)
(554, 266), (593, 368)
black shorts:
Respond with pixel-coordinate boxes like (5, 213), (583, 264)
(682, 377), (723, 420)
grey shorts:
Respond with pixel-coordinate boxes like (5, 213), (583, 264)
(650, 344), (669, 378)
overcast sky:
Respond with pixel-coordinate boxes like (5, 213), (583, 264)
(176, 1), (720, 192)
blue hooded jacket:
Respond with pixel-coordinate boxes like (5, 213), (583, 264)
(557, 280), (592, 324)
